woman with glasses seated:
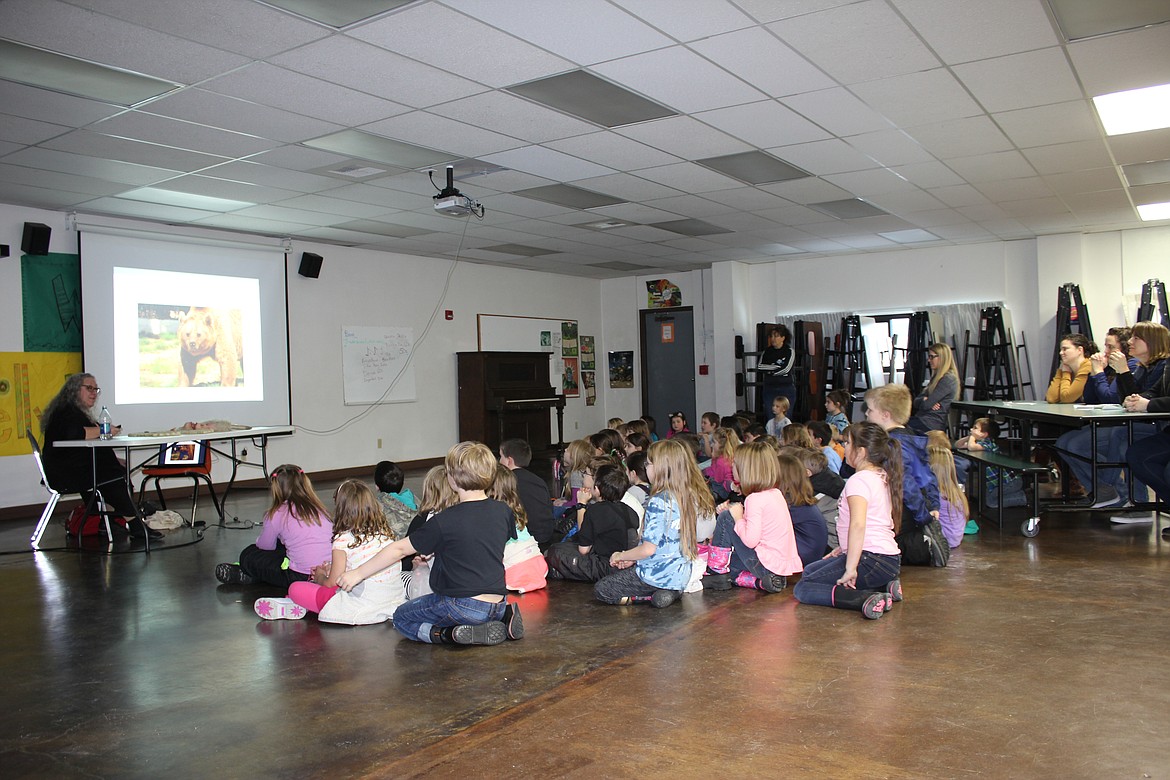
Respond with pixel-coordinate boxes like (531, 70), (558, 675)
(40, 373), (159, 539)
(907, 343), (960, 434)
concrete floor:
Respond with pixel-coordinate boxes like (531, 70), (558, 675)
(1, 476), (1167, 780)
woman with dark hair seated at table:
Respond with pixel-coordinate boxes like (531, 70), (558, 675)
(40, 373), (159, 539)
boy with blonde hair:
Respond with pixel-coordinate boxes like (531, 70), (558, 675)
(864, 384), (947, 566)
(337, 441), (523, 645)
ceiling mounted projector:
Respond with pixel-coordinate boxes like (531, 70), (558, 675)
(432, 165), (484, 218)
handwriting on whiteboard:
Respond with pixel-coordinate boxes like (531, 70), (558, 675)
(341, 326), (416, 405)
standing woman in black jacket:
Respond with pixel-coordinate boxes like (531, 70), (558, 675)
(908, 343), (960, 434)
(759, 324), (795, 419)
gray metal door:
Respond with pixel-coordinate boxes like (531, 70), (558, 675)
(641, 307), (696, 435)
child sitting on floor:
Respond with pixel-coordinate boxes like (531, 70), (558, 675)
(546, 463), (639, 582)
(766, 396), (792, 438)
(807, 420), (843, 475)
(926, 431), (970, 546)
(776, 451), (830, 565)
(623, 450), (651, 523)
(254, 479), (404, 624)
(336, 442), (523, 646)
(491, 464), (548, 594)
(702, 427), (740, 499)
(216, 464), (333, 587)
(825, 389), (852, 436)
(375, 460), (415, 541)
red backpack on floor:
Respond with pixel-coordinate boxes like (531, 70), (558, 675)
(66, 505), (127, 536)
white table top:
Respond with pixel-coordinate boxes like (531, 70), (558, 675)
(54, 425), (295, 448)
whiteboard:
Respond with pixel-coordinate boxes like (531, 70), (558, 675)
(341, 325), (416, 405)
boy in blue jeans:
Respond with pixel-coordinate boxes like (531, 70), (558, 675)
(338, 441), (523, 646)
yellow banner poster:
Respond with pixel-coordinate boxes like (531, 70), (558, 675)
(0, 352), (83, 457)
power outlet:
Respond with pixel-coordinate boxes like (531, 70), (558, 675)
(377, 438), (383, 449)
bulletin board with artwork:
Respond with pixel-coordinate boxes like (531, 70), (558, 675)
(476, 314), (579, 397)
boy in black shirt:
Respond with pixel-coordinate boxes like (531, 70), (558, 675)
(337, 441), (523, 646)
(499, 438), (556, 551)
(545, 463), (638, 582)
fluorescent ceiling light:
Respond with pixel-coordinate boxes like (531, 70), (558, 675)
(651, 219), (732, 237)
(334, 220), (433, 238)
(808, 198), (890, 219)
(256, 0), (417, 28)
(1047, 0), (1170, 41)
(506, 70), (676, 128)
(304, 129), (456, 169)
(119, 187), (253, 211)
(696, 151), (811, 185)
(878, 228), (939, 243)
(1092, 83), (1170, 136)
(479, 244), (559, 257)
(514, 184), (626, 209)
(1137, 201), (1170, 221)
(0, 39), (180, 106)
(1122, 159), (1170, 186)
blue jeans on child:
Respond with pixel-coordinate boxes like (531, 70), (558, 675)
(392, 594), (506, 643)
(711, 511), (774, 580)
(793, 550), (900, 606)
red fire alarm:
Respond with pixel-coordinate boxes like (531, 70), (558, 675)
(699, 364), (709, 375)
(444, 310), (453, 320)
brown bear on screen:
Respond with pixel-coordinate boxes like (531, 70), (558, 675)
(177, 307), (243, 387)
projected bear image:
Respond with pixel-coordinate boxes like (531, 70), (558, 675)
(138, 304), (245, 388)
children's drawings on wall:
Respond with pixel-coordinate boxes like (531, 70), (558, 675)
(341, 326), (416, 405)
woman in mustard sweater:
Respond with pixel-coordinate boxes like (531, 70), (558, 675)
(1046, 333), (1096, 403)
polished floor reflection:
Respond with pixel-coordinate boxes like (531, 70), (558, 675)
(1, 480), (1167, 779)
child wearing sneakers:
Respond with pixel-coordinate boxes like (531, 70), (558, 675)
(216, 464), (333, 588)
(336, 442), (522, 646)
(793, 422), (903, 619)
(545, 463), (639, 582)
(701, 442), (803, 593)
(594, 439), (715, 608)
(255, 479), (404, 624)
(926, 431), (970, 546)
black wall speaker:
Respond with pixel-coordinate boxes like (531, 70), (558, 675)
(0, 244), (10, 258)
(298, 252), (323, 278)
(22, 222), (50, 255)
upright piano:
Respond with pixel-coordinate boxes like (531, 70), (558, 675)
(457, 352), (566, 462)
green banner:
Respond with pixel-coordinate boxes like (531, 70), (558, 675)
(21, 252), (81, 352)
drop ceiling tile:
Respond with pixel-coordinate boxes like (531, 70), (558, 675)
(928, 184), (992, 207)
(350, 3), (572, 87)
(0, 81), (122, 127)
(851, 69), (983, 127)
(846, 130), (934, 167)
(699, 187), (792, 212)
(144, 89), (343, 144)
(994, 101), (1100, 148)
(0, 180), (95, 208)
(250, 144), (354, 172)
(946, 150), (1036, 182)
(0, 113), (72, 145)
(230, 204), (345, 226)
(64, 0), (329, 59)
(863, 189), (947, 214)
(1068, 23), (1170, 95)
(642, 194), (735, 218)
(1130, 183), (1170, 205)
(786, 237), (852, 253)
(324, 183), (428, 209)
(360, 111), (525, 158)
(196, 161), (343, 193)
(203, 63), (410, 126)
(891, 0), (1059, 63)
(83, 196), (218, 221)
(899, 208), (969, 227)
(769, 139), (880, 175)
(0, 140), (23, 156)
(617, 115), (753, 159)
(272, 194), (391, 219)
(931, 222), (997, 240)
(973, 177), (1056, 202)
(1065, 189), (1136, 213)
(758, 177), (853, 204)
(193, 213), (314, 234)
(476, 193), (577, 218)
(271, 37), (486, 109)
(996, 196), (1070, 217)
(1106, 129), (1170, 167)
(890, 161), (965, 189)
(458, 169), (557, 193)
(0, 0), (251, 83)
(768, 1), (940, 84)
(442, 0), (674, 65)
(598, 224), (683, 242)
(1022, 139), (1115, 174)
(702, 210), (786, 231)
(0, 162), (129, 196)
(689, 26), (837, 98)
(823, 168), (917, 196)
(570, 172), (683, 202)
(1045, 168), (1125, 194)
(42, 129), (228, 170)
(695, 101), (831, 148)
(610, 0), (756, 42)
(429, 91), (597, 144)
(906, 115), (1013, 159)
(482, 145), (614, 182)
(91, 112), (276, 157)
(592, 46), (767, 113)
(956, 203), (1009, 221)
(632, 162), (745, 193)
(2, 146), (182, 185)
(953, 48), (1082, 114)
(149, 174), (299, 204)
(544, 132), (681, 171)
(1017, 212), (1083, 231)
(781, 88), (893, 136)
(734, 0), (860, 24)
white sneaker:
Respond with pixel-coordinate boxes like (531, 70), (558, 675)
(1110, 511), (1155, 524)
(254, 596), (307, 620)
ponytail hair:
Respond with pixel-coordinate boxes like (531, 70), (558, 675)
(845, 422), (904, 533)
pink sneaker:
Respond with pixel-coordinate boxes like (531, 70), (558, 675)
(254, 597), (306, 620)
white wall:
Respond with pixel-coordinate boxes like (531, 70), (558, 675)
(0, 202), (604, 509)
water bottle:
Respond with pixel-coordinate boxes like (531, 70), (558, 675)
(98, 406), (113, 440)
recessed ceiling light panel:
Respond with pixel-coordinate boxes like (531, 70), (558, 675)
(304, 129), (457, 169)
(1093, 83), (1170, 136)
(506, 70), (677, 128)
(514, 184), (626, 210)
(0, 38), (180, 106)
(696, 151), (812, 185)
(1137, 201), (1170, 221)
(256, 0), (418, 28)
(807, 198), (891, 219)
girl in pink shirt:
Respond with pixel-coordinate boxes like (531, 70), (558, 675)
(701, 427), (740, 497)
(702, 441), (803, 592)
(215, 464), (333, 588)
(793, 422), (903, 619)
